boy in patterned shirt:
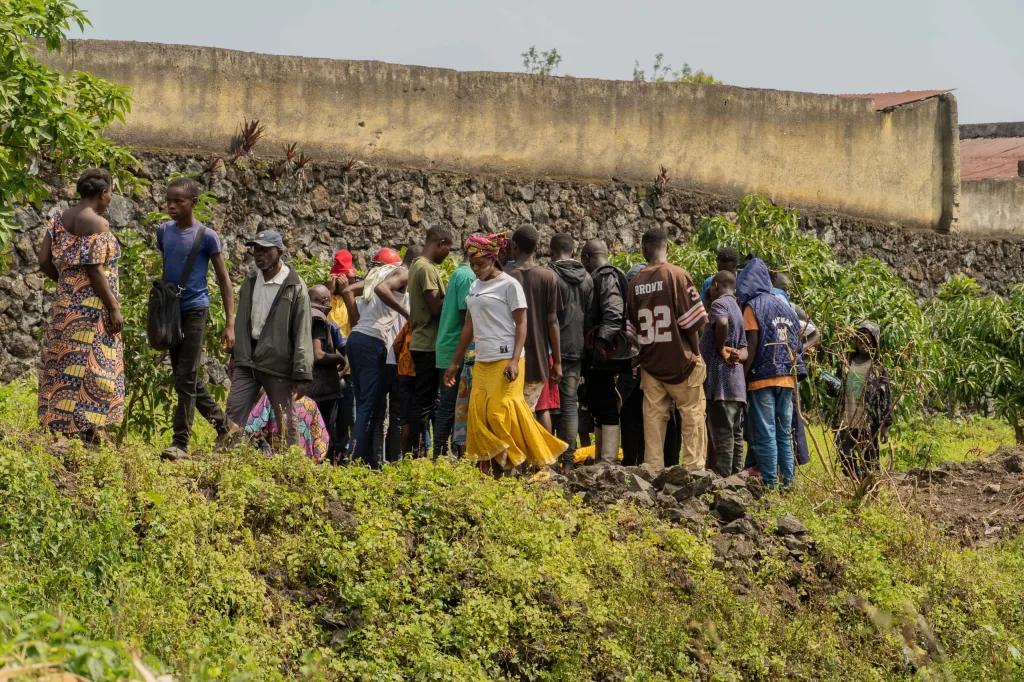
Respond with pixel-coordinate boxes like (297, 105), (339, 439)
(626, 228), (708, 472)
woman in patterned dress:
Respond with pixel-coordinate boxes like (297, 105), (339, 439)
(244, 392), (330, 462)
(37, 169), (125, 441)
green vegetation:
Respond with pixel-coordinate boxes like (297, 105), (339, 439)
(1, 379), (1023, 680)
(632, 53), (721, 84)
(0, 0), (143, 262)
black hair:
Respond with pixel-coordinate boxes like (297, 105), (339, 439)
(168, 176), (201, 200)
(641, 227), (668, 248)
(712, 270), (736, 288)
(76, 168), (112, 199)
(740, 253), (756, 268)
(425, 225), (455, 245)
(716, 246), (740, 267)
(549, 233), (575, 257)
(512, 224), (540, 255)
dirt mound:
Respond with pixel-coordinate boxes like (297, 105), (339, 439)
(900, 447), (1024, 546)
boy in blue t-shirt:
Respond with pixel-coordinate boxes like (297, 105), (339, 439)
(156, 177), (235, 460)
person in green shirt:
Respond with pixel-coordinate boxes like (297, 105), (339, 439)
(376, 226), (454, 456)
(434, 258), (477, 458)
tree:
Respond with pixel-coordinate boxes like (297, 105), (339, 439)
(521, 46), (562, 76)
(632, 53), (721, 84)
(0, 0), (142, 259)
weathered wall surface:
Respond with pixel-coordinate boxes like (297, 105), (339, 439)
(44, 39), (957, 232)
(0, 152), (1017, 383)
(960, 179), (1024, 238)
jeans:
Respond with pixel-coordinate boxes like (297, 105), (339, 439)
(748, 386), (795, 487)
(346, 331), (388, 468)
(707, 400), (745, 477)
(335, 378), (354, 460)
(225, 364), (299, 447)
(169, 307), (229, 448)
(434, 365), (462, 458)
(557, 360), (583, 456)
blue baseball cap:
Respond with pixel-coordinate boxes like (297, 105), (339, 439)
(245, 230), (285, 249)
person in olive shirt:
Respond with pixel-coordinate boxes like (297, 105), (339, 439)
(434, 256), (476, 458)
(376, 226), (454, 456)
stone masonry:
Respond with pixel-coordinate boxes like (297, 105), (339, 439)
(2, 151), (1021, 382)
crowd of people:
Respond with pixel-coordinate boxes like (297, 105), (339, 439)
(35, 168), (895, 485)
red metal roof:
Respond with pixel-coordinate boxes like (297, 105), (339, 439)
(839, 90), (950, 111)
(960, 137), (1024, 181)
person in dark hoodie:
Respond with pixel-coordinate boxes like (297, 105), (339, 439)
(226, 230), (314, 448)
(548, 234), (594, 470)
(581, 239), (635, 466)
(737, 258), (800, 487)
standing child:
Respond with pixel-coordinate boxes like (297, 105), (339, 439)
(156, 177), (234, 460)
(700, 271), (748, 477)
(308, 285), (347, 463)
(830, 321), (893, 478)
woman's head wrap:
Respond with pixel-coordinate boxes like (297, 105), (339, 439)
(464, 233), (507, 259)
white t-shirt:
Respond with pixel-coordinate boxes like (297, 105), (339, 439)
(466, 272), (528, 363)
(352, 290), (406, 348)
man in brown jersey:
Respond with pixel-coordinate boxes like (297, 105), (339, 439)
(626, 228), (709, 472)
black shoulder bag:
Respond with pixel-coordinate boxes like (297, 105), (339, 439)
(147, 225), (207, 350)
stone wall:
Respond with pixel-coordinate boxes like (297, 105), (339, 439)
(45, 39), (958, 231)
(2, 151), (1020, 382)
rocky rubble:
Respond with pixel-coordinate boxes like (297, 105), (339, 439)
(559, 463), (816, 574)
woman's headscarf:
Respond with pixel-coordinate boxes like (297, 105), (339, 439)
(464, 233), (507, 259)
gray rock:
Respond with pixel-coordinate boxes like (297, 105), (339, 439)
(1004, 454), (1024, 474)
(721, 518), (758, 537)
(775, 513), (808, 536)
(713, 473), (749, 491)
(6, 333), (37, 359)
(652, 466), (691, 491)
(713, 489), (752, 522)
(519, 184), (535, 202)
(983, 483), (1001, 494)
(690, 469), (717, 496)
(783, 536), (810, 553)
(104, 194), (134, 228)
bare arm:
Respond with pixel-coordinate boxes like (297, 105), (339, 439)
(504, 307), (528, 382)
(375, 270), (411, 318)
(547, 311), (562, 382)
(86, 264), (123, 334)
(744, 330), (759, 374)
(341, 281), (363, 324)
(682, 325), (701, 357)
(37, 232), (59, 282)
(212, 252), (235, 350)
(313, 337), (345, 366)
(444, 312), (476, 387)
(715, 317), (729, 355)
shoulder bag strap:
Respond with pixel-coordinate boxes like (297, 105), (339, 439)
(175, 225), (207, 290)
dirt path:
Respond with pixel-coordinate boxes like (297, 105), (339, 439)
(896, 448), (1024, 546)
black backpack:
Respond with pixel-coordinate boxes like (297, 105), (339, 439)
(147, 225), (207, 351)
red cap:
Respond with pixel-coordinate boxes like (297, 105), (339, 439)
(372, 247), (402, 266)
(331, 250), (356, 277)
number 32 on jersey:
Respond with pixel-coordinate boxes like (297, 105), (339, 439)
(637, 305), (673, 345)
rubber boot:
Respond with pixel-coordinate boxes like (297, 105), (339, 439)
(599, 425), (621, 464)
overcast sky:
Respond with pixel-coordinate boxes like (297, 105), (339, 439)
(73, 0), (1022, 124)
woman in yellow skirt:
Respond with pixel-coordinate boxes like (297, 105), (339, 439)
(443, 234), (566, 475)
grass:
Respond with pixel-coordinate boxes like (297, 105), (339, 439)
(2, 379), (1023, 680)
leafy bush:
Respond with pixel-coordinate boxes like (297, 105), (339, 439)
(1, 380), (1023, 680)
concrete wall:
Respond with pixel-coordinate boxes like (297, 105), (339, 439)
(45, 39), (958, 232)
(961, 179), (1024, 237)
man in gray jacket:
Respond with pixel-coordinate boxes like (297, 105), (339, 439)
(226, 230), (314, 447)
